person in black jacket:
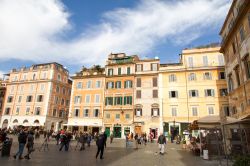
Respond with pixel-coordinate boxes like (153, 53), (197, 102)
(157, 132), (167, 155)
(95, 132), (105, 159)
(13, 128), (27, 159)
(24, 130), (34, 160)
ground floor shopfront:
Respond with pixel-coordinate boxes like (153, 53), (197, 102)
(163, 121), (189, 138)
(104, 123), (133, 139)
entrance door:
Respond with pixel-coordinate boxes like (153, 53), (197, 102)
(170, 126), (179, 140)
(135, 126), (141, 135)
(72, 126), (79, 132)
(124, 127), (130, 136)
(113, 127), (121, 138)
(92, 127), (99, 135)
(105, 127), (110, 137)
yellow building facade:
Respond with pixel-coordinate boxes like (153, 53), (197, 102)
(67, 66), (105, 134)
(159, 46), (228, 137)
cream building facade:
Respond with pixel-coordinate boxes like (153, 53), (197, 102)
(159, 46), (228, 137)
(0, 63), (71, 131)
(67, 66), (105, 134)
(134, 58), (160, 138)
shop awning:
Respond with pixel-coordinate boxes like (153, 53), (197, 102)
(197, 115), (221, 129)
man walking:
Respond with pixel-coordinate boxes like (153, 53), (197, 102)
(157, 132), (166, 155)
(95, 132), (105, 159)
(14, 128), (27, 159)
(24, 130), (34, 160)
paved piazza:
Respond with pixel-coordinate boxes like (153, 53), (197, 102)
(1, 136), (229, 166)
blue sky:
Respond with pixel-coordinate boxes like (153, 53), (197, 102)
(0, 0), (231, 76)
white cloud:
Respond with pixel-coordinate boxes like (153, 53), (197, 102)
(0, 0), (231, 66)
(0, 70), (4, 79)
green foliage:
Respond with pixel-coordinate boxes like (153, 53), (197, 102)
(233, 155), (250, 166)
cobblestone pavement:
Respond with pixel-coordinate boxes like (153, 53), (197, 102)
(0, 136), (232, 166)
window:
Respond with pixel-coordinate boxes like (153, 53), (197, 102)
(94, 109), (99, 117)
(55, 97), (59, 104)
(16, 107), (20, 115)
(124, 80), (132, 88)
(77, 82), (83, 89)
(118, 68), (121, 75)
(59, 110), (64, 118)
(151, 63), (158, 71)
(96, 81), (101, 88)
(26, 107), (30, 115)
(74, 108), (79, 117)
(56, 86), (60, 93)
(95, 94), (100, 103)
(232, 106), (237, 114)
(26, 95), (33, 102)
(169, 74), (177, 82)
(66, 100), (70, 106)
(61, 99), (65, 105)
(57, 74), (61, 81)
(125, 114), (130, 119)
(108, 69), (113, 76)
(204, 72), (212, 80)
(171, 108), (177, 117)
(232, 42), (236, 54)
(188, 57), (193, 67)
(208, 107), (214, 115)
(124, 96), (132, 105)
(62, 88), (66, 95)
(74, 96), (81, 104)
(42, 72), (47, 79)
(169, 91), (178, 98)
(85, 95), (90, 103)
(224, 106), (230, 116)
(127, 67), (131, 75)
(105, 97), (113, 106)
(189, 90), (199, 97)
(105, 113), (110, 119)
(40, 84), (45, 91)
(228, 74), (234, 92)
(32, 73), (36, 80)
(135, 109), (142, 116)
(84, 109), (89, 117)
(151, 108), (159, 117)
(153, 90), (158, 98)
(53, 109), (57, 117)
(7, 96), (13, 103)
(136, 64), (143, 72)
(188, 73), (196, 81)
(136, 90), (141, 99)
(153, 77), (158, 87)
(218, 54), (225, 66)
(205, 89), (215, 97)
(115, 81), (121, 89)
(243, 56), (250, 79)
(219, 72), (225, 79)
(115, 114), (120, 119)
(203, 56), (208, 66)
(192, 107), (198, 116)
(136, 78), (141, 87)
(35, 107), (41, 115)
(114, 97), (123, 105)
(87, 81), (91, 88)
(239, 26), (246, 42)
(220, 89), (228, 96)
(106, 81), (114, 89)
(37, 95), (43, 102)
(234, 66), (240, 87)
(5, 108), (10, 115)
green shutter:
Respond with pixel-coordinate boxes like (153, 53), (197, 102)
(114, 97), (117, 105)
(120, 97), (123, 105)
(129, 96), (132, 105)
(105, 97), (107, 105)
(124, 96), (127, 105)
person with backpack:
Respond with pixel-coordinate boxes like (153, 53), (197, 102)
(13, 128), (27, 160)
(59, 131), (68, 151)
(158, 132), (167, 155)
(24, 130), (35, 160)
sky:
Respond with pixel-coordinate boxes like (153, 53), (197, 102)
(0, 0), (232, 76)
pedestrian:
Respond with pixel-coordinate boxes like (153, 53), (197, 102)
(134, 133), (139, 150)
(103, 131), (107, 148)
(56, 131), (60, 145)
(95, 132), (105, 160)
(79, 132), (85, 151)
(13, 128), (27, 160)
(24, 130), (35, 160)
(87, 133), (92, 147)
(157, 132), (167, 155)
(59, 131), (68, 151)
(110, 132), (113, 144)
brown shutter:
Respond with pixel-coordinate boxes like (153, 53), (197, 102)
(137, 78), (141, 87)
(153, 77), (157, 87)
(153, 90), (158, 98)
(136, 90), (141, 98)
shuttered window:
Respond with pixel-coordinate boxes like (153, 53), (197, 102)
(136, 78), (141, 87)
(153, 90), (158, 98)
(136, 90), (141, 99)
(153, 77), (157, 87)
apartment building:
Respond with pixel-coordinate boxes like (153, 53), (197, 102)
(134, 58), (160, 138)
(67, 65), (105, 134)
(159, 46), (228, 138)
(103, 53), (137, 138)
(0, 62), (71, 131)
(0, 79), (7, 124)
(220, 0), (250, 154)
